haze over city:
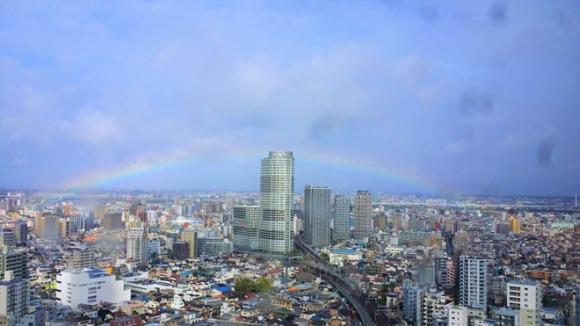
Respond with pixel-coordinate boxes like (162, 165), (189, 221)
(1, 1), (579, 195)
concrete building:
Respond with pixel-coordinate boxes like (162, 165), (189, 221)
(0, 271), (29, 325)
(233, 206), (261, 251)
(56, 268), (130, 311)
(403, 281), (419, 323)
(14, 222), (27, 245)
(35, 214), (60, 240)
(259, 151), (294, 254)
(459, 256), (488, 311)
(0, 247), (27, 280)
(417, 287), (453, 326)
(333, 195), (350, 242)
(126, 226), (148, 266)
(180, 230), (197, 259)
(196, 236), (233, 257)
(102, 212), (124, 230)
(66, 248), (97, 270)
(303, 185), (331, 248)
(171, 241), (190, 260)
(491, 307), (520, 326)
(448, 305), (468, 326)
(507, 280), (542, 326)
(0, 230), (16, 248)
(353, 191), (372, 239)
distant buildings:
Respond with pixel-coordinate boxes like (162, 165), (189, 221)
(56, 268), (130, 310)
(35, 214), (60, 240)
(259, 152), (294, 254)
(332, 195), (350, 242)
(102, 212), (124, 230)
(459, 256), (488, 311)
(303, 185), (331, 248)
(353, 191), (372, 239)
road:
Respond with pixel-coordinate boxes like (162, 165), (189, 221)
(294, 236), (376, 326)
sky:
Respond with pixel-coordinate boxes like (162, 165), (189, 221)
(0, 1), (579, 196)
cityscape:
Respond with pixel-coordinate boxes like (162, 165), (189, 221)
(1, 1), (579, 326)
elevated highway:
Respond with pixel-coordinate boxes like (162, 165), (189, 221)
(295, 236), (376, 326)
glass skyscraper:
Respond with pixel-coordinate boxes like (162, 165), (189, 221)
(233, 206), (261, 251)
(333, 195), (350, 242)
(304, 185), (331, 248)
(259, 151), (294, 254)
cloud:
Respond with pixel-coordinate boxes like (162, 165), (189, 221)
(68, 110), (122, 144)
(458, 90), (494, 117)
(537, 139), (555, 167)
(489, 2), (508, 25)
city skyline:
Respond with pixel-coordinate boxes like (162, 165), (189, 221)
(1, 1), (579, 196)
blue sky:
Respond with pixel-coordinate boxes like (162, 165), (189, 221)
(1, 1), (579, 196)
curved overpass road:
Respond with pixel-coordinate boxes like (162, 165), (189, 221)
(295, 237), (376, 326)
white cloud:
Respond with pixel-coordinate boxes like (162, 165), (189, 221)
(68, 110), (122, 144)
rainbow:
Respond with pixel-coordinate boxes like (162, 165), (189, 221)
(63, 148), (450, 194)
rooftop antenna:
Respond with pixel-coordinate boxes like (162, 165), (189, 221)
(575, 193), (578, 208)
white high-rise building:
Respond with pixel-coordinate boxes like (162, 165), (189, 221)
(259, 152), (294, 254)
(56, 268), (130, 310)
(459, 256), (488, 311)
(507, 280), (542, 326)
(353, 190), (372, 239)
(126, 226), (148, 266)
(304, 185), (331, 248)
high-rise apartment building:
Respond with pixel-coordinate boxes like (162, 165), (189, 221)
(333, 195), (350, 242)
(259, 152), (294, 254)
(0, 271), (29, 324)
(0, 247), (27, 280)
(507, 280), (542, 326)
(459, 256), (488, 311)
(233, 206), (261, 251)
(126, 226), (148, 266)
(353, 190), (372, 239)
(304, 185), (331, 248)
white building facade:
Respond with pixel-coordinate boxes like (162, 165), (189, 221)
(56, 268), (130, 310)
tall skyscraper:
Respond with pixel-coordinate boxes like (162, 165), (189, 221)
(126, 226), (148, 266)
(233, 206), (261, 251)
(353, 190), (372, 239)
(304, 185), (331, 248)
(507, 280), (543, 326)
(333, 195), (350, 242)
(459, 256), (488, 311)
(259, 151), (295, 254)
